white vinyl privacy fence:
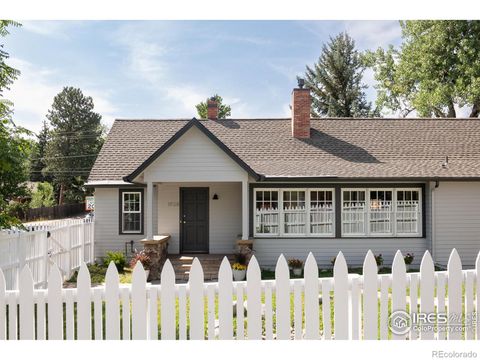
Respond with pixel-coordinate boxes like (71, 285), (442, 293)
(0, 219), (94, 290)
(0, 248), (478, 340)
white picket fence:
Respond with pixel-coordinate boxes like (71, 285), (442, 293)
(0, 248), (478, 340)
(0, 219), (94, 290)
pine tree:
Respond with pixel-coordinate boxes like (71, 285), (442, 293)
(29, 120), (50, 182)
(44, 87), (105, 204)
(304, 32), (375, 118)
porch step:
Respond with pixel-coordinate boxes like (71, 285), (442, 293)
(168, 254), (235, 282)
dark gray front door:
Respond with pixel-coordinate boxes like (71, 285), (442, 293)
(180, 187), (209, 253)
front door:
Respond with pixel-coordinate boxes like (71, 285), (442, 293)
(180, 187), (209, 253)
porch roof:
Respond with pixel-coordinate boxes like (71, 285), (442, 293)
(88, 117), (480, 183)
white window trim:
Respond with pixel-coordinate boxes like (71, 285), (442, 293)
(395, 188), (423, 237)
(341, 188), (367, 237)
(367, 188), (394, 237)
(341, 187), (422, 238)
(308, 188), (335, 237)
(254, 187), (335, 238)
(254, 188), (280, 237)
(122, 191), (142, 234)
(280, 188), (307, 237)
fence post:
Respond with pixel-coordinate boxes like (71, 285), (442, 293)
(17, 232), (26, 280)
(65, 226), (72, 279)
(80, 220), (85, 263)
(42, 230), (49, 289)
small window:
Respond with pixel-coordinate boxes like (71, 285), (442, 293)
(121, 191), (143, 234)
(283, 190), (306, 235)
(255, 190), (279, 235)
(310, 190), (334, 235)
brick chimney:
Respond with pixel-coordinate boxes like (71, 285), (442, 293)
(207, 97), (218, 120)
(291, 78), (311, 138)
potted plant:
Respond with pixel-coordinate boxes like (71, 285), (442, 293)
(130, 249), (153, 280)
(375, 254), (384, 272)
(404, 253), (414, 271)
(232, 251), (247, 281)
(288, 258), (303, 276)
(232, 263), (247, 281)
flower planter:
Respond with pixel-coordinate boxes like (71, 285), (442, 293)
(377, 265), (383, 272)
(233, 269), (246, 281)
(405, 264), (411, 272)
(292, 268), (302, 276)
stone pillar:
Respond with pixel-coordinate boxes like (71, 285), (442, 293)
(140, 235), (170, 280)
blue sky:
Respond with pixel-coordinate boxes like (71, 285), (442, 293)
(4, 21), (403, 133)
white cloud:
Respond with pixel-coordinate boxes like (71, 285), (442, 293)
(113, 22), (258, 119)
(21, 21), (83, 39)
(343, 21), (402, 50)
(6, 57), (118, 132)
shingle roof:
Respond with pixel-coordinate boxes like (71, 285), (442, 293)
(88, 118), (480, 182)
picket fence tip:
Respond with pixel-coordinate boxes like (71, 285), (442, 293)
(161, 258), (175, 280)
(420, 250), (434, 272)
(447, 248), (462, 270)
(304, 252), (317, 271)
(363, 250), (377, 274)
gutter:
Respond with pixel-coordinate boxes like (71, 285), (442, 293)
(431, 180), (440, 264)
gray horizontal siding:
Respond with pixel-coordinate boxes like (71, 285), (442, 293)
(434, 181), (480, 267)
(93, 187), (158, 259)
(254, 237), (428, 269)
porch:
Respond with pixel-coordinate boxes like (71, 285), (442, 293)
(142, 180), (250, 255)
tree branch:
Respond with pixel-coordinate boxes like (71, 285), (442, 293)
(470, 101), (480, 118)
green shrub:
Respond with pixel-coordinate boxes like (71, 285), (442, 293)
(30, 182), (56, 208)
(103, 251), (126, 272)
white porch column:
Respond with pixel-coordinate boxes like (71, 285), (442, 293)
(146, 181), (154, 240)
(241, 179), (249, 240)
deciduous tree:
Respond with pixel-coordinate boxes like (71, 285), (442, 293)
(366, 21), (480, 117)
(196, 94), (232, 119)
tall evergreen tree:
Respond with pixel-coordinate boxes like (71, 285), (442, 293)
(44, 87), (104, 204)
(29, 120), (50, 182)
(304, 32), (375, 118)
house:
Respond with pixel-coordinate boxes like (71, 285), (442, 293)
(86, 82), (480, 269)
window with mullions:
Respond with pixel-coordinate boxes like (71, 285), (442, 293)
(121, 191), (142, 234)
(369, 189), (393, 235)
(341, 188), (422, 237)
(342, 190), (367, 235)
(283, 190), (306, 235)
(310, 190), (334, 235)
(396, 189), (421, 235)
(255, 190), (279, 235)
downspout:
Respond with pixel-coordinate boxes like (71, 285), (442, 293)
(431, 180), (440, 264)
